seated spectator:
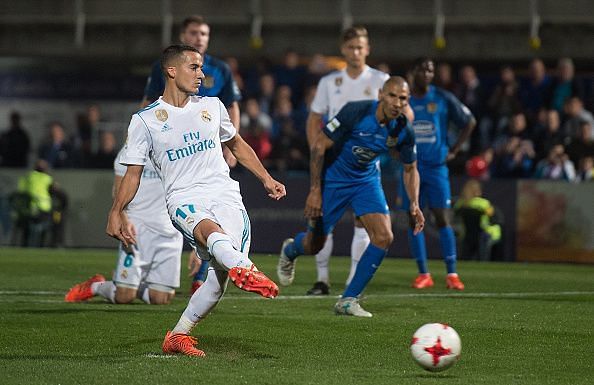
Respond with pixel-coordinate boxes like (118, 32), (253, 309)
(304, 54), (330, 88)
(487, 65), (522, 138)
(225, 56), (245, 93)
(533, 109), (565, 161)
(533, 144), (576, 181)
(268, 116), (309, 172)
(89, 131), (118, 169)
(575, 156), (593, 182)
(435, 62), (456, 93)
(273, 49), (307, 106)
(519, 58), (551, 124)
(562, 96), (594, 140)
(240, 98), (272, 161)
(38, 122), (76, 168)
(0, 111), (30, 168)
(256, 73), (276, 115)
(271, 93), (295, 139)
(565, 121), (594, 166)
(548, 58), (584, 113)
(492, 136), (535, 178)
(456, 65), (486, 153)
(454, 179), (502, 261)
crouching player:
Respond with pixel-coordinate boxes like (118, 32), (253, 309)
(65, 148), (191, 304)
(277, 76), (425, 317)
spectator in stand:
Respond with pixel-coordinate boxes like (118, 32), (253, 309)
(456, 65), (486, 153)
(519, 59), (551, 124)
(271, 96), (295, 140)
(0, 111), (30, 168)
(493, 111), (531, 149)
(375, 62), (391, 75)
(533, 109), (565, 161)
(273, 49), (307, 107)
(435, 62), (456, 93)
(493, 136), (536, 178)
(90, 131), (119, 169)
(562, 96), (594, 140)
(575, 156), (593, 182)
(268, 114), (309, 172)
(256, 73), (276, 115)
(240, 98), (273, 161)
(487, 65), (522, 138)
(304, 54), (330, 89)
(533, 144), (576, 181)
(226, 56), (245, 93)
(566, 121), (594, 166)
(38, 122), (76, 169)
(548, 58), (584, 113)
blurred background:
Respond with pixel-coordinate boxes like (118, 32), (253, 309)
(0, 0), (593, 264)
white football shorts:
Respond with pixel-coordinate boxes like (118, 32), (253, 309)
(171, 199), (251, 260)
(114, 221), (183, 289)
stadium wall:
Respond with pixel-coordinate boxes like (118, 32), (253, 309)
(2, 169), (592, 263)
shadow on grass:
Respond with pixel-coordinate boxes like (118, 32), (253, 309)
(196, 335), (279, 360)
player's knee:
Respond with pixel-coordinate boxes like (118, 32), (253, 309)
(149, 291), (174, 305)
(370, 230), (393, 249)
(114, 289), (136, 304)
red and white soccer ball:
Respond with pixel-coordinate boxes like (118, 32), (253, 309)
(410, 323), (462, 372)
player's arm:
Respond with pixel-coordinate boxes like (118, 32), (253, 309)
(305, 132), (333, 218)
(225, 133), (286, 200)
(111, 174), (135, 245)
(445, 93), (476, 161)
(106, 165), (143, 247)
(447, 119), (476, 161)
(306, 111), (324, 149)
(402, 161), (424, 234)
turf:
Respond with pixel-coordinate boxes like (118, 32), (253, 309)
(0, 247), (593, 385)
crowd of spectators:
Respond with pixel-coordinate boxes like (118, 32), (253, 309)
(0, 55), (593, 182)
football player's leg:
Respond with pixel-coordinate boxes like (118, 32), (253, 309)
(142, 231), (183, 304)
(346, 217), (370, 285)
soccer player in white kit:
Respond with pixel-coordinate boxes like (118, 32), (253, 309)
(65, 149), (187, 304)
(278, 26), (414, 295)
(106, 44), (286, 357)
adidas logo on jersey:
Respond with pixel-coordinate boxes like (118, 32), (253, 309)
(161, 123), (173, 132)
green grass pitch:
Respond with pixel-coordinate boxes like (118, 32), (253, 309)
(0, 247), (593, 385)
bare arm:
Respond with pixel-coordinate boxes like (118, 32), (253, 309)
(223, 102), (240, 167)
(225, 133), (286, 200)
(402, 161), (425, 234)
(304, 133), (334, 219)
(447, 118), (477, 161)
(306, 111), (324, 149)
(106, 165), (143, 246)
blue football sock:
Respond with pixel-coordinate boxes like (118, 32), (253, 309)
(408, 229), (428, 274)
(284, 232), (306, 261)
(439, 226), (457, 274)
(342, 244), (387, 298)
(192, 260), (209, 282)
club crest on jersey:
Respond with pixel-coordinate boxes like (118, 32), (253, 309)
(185, 216), (195, 226)
(427, 102), (438, 114)
(201, 110), (212, 122)
(335, 77), (343, 86)
(386, 136), (399, 147)
(203, 76), (214, 88)
(327, 118), (341, 132)
(155, 109), (168, 122)
(364, 86), (372, 96)
(121, 270), (128, 279)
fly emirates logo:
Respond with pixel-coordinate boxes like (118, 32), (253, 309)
(166, 131), (216, 161)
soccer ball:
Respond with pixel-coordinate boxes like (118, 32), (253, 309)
(410, 323), (462, 372)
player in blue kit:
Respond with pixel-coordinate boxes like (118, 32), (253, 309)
(402, 58), (476, 290)
(142, 15), (242, 294)
(277, 77), (425, 317)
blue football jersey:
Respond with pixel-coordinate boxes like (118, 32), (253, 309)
(410, 85), (473, 166)
(143, 54), (241, 107)
(322, 100), (416, 186)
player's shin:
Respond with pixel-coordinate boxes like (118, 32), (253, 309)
(439, 227), (458, 274)
(315, 233), (333, 283)
(347, 227), (370, 285)
(408, 229), (429, 274)
(342, 244), (387, 298)
(207, 232), (254, 270)
(92, 281), (116, 303)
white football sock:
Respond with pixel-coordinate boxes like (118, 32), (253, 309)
(91, 281), (116, 303)
(136, 283), (150, 304)
(315, 233), (333, 284)
(346, 226), (370, 285)
(172, 264), (228, 334)
(207, 232), (253, 271)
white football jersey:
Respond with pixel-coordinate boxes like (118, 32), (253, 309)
(310, 65), (389, 118)
(121, 96), (242, 218)
(114, 148), (177, 236)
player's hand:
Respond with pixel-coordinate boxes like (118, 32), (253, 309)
(264, 177), (286, 200)
(187, 250), (202, 277)
(304, 189), (322, 219)
(446, 149), (459, 162)
(106, 210), (136, 247)
(410, 204), (425, 235)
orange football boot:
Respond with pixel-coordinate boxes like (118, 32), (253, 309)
(162, 331), (206, 357)
(64, 274), (105, 302)
(228, 266), (279, 299)
(446, 274), (465, 290)
(412, 273), (434, 289)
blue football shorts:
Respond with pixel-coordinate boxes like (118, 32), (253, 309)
(400, 164), (451, 210)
